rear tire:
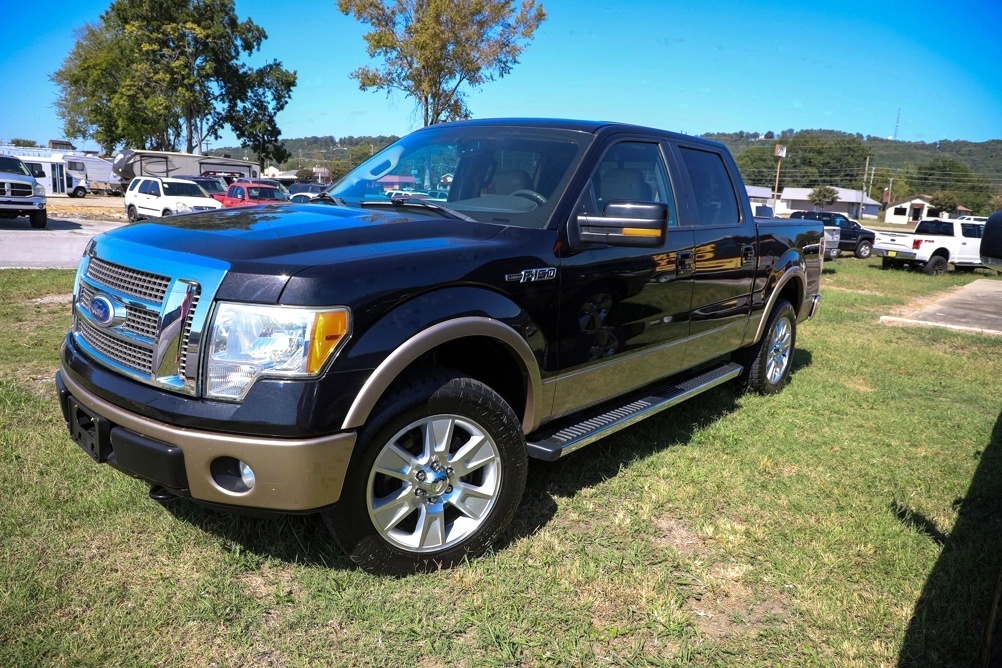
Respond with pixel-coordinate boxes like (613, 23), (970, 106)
(741, 299), (796, 395)
(855, 240), (872, 259)
(921, 255), (948, 275)
(29, 210), (47, 229)
(324, 368), (527, 575)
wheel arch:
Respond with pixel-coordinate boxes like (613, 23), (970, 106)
(750, 257), (806, 345)
(341, 316), (544, 435)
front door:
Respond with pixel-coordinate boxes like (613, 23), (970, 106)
(550, 139), (695, 419)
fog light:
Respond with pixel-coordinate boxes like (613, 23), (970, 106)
(210, 456), (255, 494)
(238, 460), (256, 490)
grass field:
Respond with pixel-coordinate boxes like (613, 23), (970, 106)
(1, 260), (1000, 667)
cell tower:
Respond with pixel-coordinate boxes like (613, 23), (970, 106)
(893, 108), (900, 141)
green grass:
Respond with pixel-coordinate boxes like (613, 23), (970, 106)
(1, 263), (1001, 666)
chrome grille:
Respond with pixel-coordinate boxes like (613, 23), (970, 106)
(78, 318), (154, 375)
(0, 182), (33, 197)
(78, 284), (160, 339)
(177, 292), (200, 379)
(86, 257), (171, 304)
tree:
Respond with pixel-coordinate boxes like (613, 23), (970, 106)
(51, 0), (296, 161)
(808, 186), (839, 209)
(10, 139), (39, 147)
(929, 191), (961, 216)
(337, 0), (546, 126)
(295, 168), (315, 182)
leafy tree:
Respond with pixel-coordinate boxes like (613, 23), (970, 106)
(929, 191), (961, 216)
(337, 0), (546, 126)
(808, 186), (839, 209)
(10, 138), (39, 147)
(734, 145), (777, 185)
(906, 158), (992, 214)
(295, 168), (315, 182)
(51, 0), (296, 161)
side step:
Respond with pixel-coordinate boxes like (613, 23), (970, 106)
(526, 362), (743, 462)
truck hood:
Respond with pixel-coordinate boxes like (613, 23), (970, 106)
(98, 203), (510, 302)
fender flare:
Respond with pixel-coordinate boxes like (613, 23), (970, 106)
(341, 316), (544, 434)
(751, 254), (807, 344)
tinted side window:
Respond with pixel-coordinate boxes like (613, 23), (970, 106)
(574, 141), (678, 227)
(678, 147), (739, 226)
(138, 180), (153, 195)
(961, 223), (983, 238)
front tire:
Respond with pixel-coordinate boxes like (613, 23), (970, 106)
(741, 299), (796, 395)
(29, 210), (47, 229)
(922, 255), (948, 275)
(324, 369), (527, 575)
(855, 240), (872, 259)
(72, 187), (86, 198)
(127, 205), (139, 223)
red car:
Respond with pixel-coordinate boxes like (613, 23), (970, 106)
(219, 182), (290, 208)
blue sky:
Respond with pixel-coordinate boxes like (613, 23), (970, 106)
(3, 0), (1001, 153)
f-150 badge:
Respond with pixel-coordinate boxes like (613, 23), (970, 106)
(506, 267), (557, 283)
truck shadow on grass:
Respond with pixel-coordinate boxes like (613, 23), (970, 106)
(896, 409), (1002, 667)
(157, 349), (814, 572)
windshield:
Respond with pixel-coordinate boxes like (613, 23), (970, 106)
(196, 178), (225, 193)
(163, 181), (210, 198)
(248, 186), (287, 201)
(327, 125), (592, 228)
(0, 156), (31, 177)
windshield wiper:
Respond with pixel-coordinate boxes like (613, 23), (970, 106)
(360, 197), (478, 222)
(312, 191), (346, 206)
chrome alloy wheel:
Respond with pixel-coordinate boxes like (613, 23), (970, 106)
(766, 315), (793, 386)
(366, 414), (502, 553)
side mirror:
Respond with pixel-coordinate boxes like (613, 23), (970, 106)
(572, 201), (668, 248)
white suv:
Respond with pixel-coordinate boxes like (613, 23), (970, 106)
(124, 176), (222, 222)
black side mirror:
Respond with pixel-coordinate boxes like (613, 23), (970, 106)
(572, 201), (668, 248)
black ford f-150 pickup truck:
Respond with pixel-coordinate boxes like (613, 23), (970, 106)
(56, 119), (823, 574)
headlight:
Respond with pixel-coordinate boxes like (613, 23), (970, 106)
(33, 183), (45, 196)
(205, 303), (351, 401)
(176, 201), (192, 212)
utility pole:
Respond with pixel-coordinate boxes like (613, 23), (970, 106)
(859, 156), (869, 218)
(772, 144), (787, 213)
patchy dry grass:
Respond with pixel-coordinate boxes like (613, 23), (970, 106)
(1, 263), (1001, 666)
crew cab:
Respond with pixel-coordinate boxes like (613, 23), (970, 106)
(791, 210), (875, 259)
(218, 182), (290, 207)
(55, 119), (823, 575)
(0, 155), (47, 228)
(874, 218), (987, 274)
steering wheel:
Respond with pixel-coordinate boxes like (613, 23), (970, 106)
(510, 189), (547, 205)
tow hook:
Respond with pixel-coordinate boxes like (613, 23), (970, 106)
(149, 485), (177, 502)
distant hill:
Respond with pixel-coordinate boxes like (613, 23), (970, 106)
(701, 130), (1002, 177)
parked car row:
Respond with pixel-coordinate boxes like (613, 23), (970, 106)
(123, 175), (305, 222)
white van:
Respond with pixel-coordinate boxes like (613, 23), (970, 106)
(19, 156), (87, 198)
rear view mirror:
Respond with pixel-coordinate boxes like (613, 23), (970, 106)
(572, 201), (668, 248)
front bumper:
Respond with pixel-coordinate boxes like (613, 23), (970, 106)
(56, 369), (357, 512)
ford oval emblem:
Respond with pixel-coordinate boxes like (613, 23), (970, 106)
(89, 294), (117, 327)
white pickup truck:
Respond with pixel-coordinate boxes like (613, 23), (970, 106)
(874, 218), (987, 274)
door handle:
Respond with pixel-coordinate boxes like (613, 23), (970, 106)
(676, 250), (695, 276)
(741, 245), (756, 266)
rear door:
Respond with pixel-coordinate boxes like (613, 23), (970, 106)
(956, 223), (985, 264)
(137, 179), (161, 216)
(671, 141), (757, 369)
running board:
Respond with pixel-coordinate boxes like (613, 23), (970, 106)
(526, 362), (743, 462)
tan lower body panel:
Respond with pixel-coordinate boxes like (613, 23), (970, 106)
(61, 371), (357, 511)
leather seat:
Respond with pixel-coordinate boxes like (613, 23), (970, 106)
(493, 169), (532, 195)
(597, 168), (650, 202)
